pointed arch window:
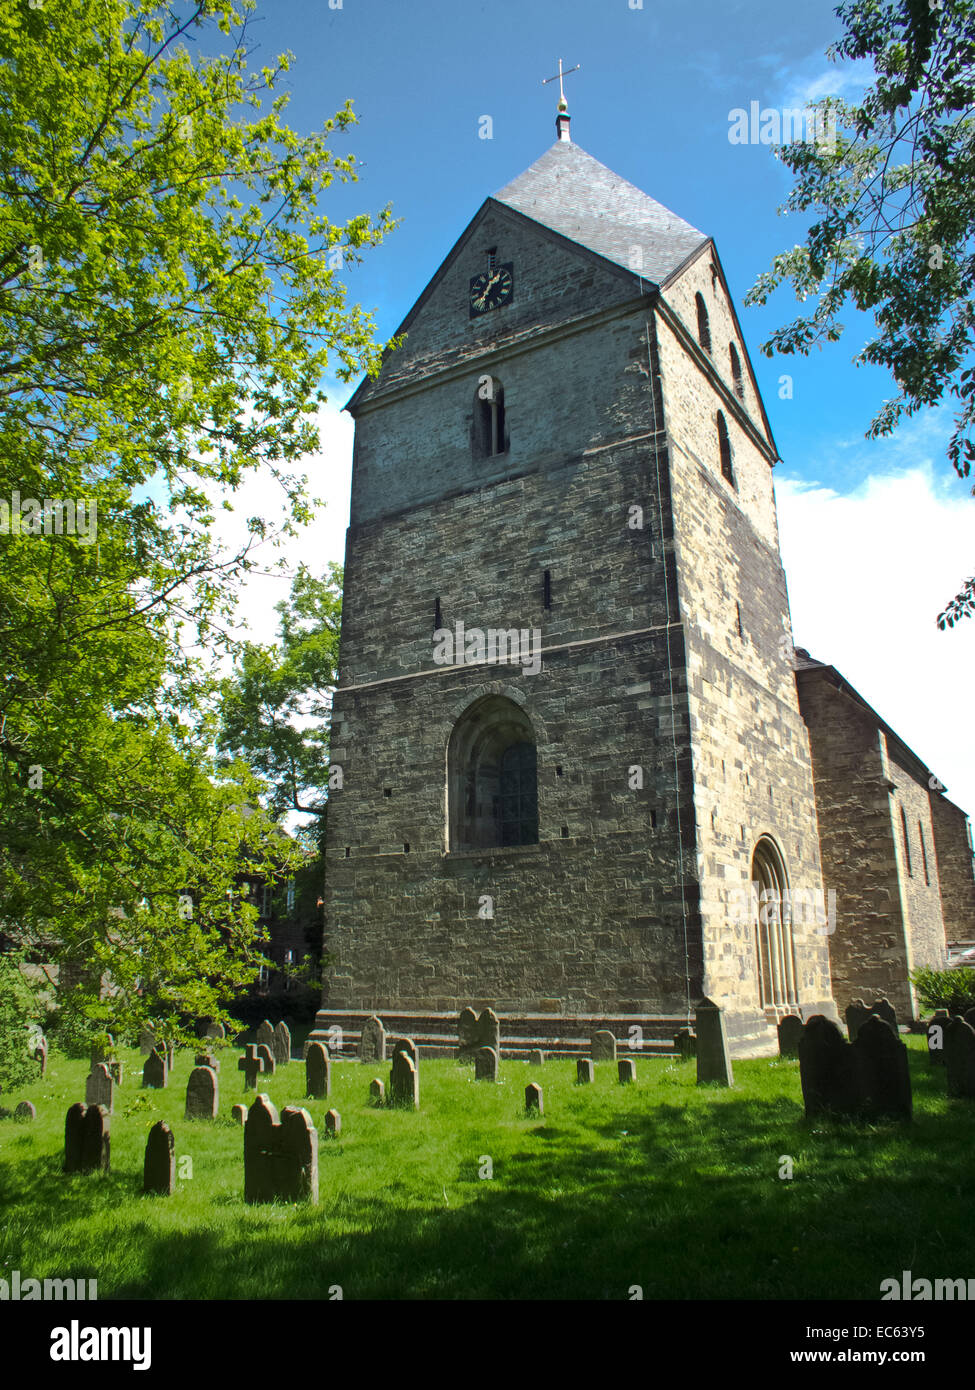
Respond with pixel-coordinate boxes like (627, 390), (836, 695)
(695, 293), (711, 354)
(729, 343), (744, 401)
(752, 836), (798, 1010)
(473, 377), (507, 459)
(717, 411), (735, 486)
(447, 695), (538, 850)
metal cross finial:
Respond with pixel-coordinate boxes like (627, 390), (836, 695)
(542, 58), (580, 111)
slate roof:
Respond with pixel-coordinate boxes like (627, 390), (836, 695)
(494, 140), (709, 286)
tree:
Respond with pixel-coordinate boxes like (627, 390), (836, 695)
(745, 0), (975, 627)
(0, 1), (394, 1043)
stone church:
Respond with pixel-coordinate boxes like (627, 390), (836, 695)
(311, 104), (975, 1058)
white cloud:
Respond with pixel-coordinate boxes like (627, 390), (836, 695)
(776, 465), (975, 818)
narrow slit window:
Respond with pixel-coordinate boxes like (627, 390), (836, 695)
(717, 411), (735, 486)
(473, 378), (507, 459)
(695, 293), (711, 354)
(918, 820), (930, 885)
(900, 806), (912, 876)
(730, 343), (744, 401)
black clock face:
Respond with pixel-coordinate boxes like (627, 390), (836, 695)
(469, 263), (514, 317)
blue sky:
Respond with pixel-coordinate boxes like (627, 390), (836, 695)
(217, 0), (975, 823)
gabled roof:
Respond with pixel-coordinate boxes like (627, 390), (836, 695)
(494, 140), (709, 286)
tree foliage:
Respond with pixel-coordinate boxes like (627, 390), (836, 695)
(0, 1), (393, 1043)
(746, 0), (975, 626)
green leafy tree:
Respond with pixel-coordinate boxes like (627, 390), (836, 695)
(0, 957), (43, 1092)
(0, 1), (393, 1043)
(746, 0), (975, 626)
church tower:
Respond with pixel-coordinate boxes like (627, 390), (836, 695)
(313, 105), (836, 1057)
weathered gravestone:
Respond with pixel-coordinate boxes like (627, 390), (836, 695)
(231, 1104), (247, 1125)
(926, 1010), (951, 1065)
(389, 1050), (419, 1109)
(474, 1046), (499, 1082)
(799, 1015), (864, 1118)
(185, 1065), (219, 1120)
(143, 1121), (175, 1195)
(32, 1034), (48, 1076)
(945, 1017), (975, 1100)
(576, 1058), (594, 1085)
(139, 1028), (156, 1056)
(256, 1043), (276, 1077)
(964, 1007), (975, 1030)
(14, 1101), (36, 1122)
(456, 1007), (500, 1062)
(91, 1034), (114, 1067)
(673, 1027), (696, 1061)
(109, 1061), (124, 1085)
(695, 997), (733, 1086)
(872, 996), (898, 1030)
(255, 1020), (275, 1054)
(142, 1051), (168, 1089)
(777, 1015), (803, 1058)
(324, 1108), (341, 1137)
(64, 1103), (110, 1174)
(238, 1044), (267, 1091)
(195, 1052), (219, 1074)
(305, 1042), (331, 1099)
(244, 1095), (318, 1204)
(528, 1049), (545, 1067)
(369, 1077), (385, 1105)
(391, 1037), (418, 1068)
(845, 998), (896, 1042)
(618, 1058), (636, 1085)
(85, 1062), (114, 1114)
(358, 1015), (387, 1064)
(525, 1082), (543, 1116)
(591, 1030), (617, 1061)
(853, 1015), (912, 1120)
(205, 1022), (226, 1042)
(272, 1021), (291, 1069)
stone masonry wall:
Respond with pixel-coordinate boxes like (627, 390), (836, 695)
(929, 793), (975, 944)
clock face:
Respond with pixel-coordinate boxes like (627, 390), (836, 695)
(469, 262), (514, 317)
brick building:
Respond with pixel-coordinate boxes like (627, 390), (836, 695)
(311, 109), (975, 1058)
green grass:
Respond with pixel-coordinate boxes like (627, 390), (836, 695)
(0, 1038), (971, 1300)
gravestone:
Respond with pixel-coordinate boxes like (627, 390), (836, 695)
(244, 1095), (319, 1205)
(777, 1015), (803, 1058)
(945, 1017), (975, 1100)
(576, 1058), (594, 1085)
(798, 1015), (863, 1118)
(109, 1061), (123, 1085)
(391, 1037), (418, 1068)
(389, 1050), (419, 1109)
(14, 1101), (36, 1122)
(926, 1010), (951, 1065)
(844, 999), (871, 1041)
(256, 1043), (276, 1076)
(456, 1007), (479, 1062)
(142, 1051), (167, 1089)
(139, 1028), (156, 1056)
(695, 997), (733, 1086)
(618, 1058), (636, 1085)
(964, 1007), (975, 1030)
(231, 1104), (247, 1125)
(85, 1062), (115, 1113)
(528, 1049), (545, 1067)
(591, 1030), (617, 1061)
(255, 1020), (275, 1054)
(673, 1027), (696, 1060)
(238, 1044), (267, 1091)
(33, 1034), (47, 1076)
(195, 1051), (219, 1073)
(872, 996), (898, 1030)
(359, 1015), (387, 1064)
(272, 1021), (291, 1068)
(205, 1022), (226, 1042)
(369, 1077), (385, 1105)
(474, 1046), (499, 1082)
(525, 1082), (543, 1116)
(143, 1120), (175, 1195)
(91, 1034), (114, 1067)
(185, 1065), (219, 1120)
(456, 1007), (500, 1062)
(324, 1108), (341, 1137)
(64, 1103), (110, 1174)
(305, 1042), (330, 1099)
(853, 1015), (912, 1120)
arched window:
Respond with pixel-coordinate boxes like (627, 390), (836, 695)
(717, 411), (735, 486)
(473, 377), (507, 459)
(447, 695), (538, 850)
(695, 293), (711, 354)
(751, 837), (798, 1010)
(729, 343), (744, 401)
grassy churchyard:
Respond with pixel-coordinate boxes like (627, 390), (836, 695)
(0, 1035), (972, 1302)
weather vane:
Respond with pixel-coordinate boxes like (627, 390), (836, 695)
(542, 58), (580, 111)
